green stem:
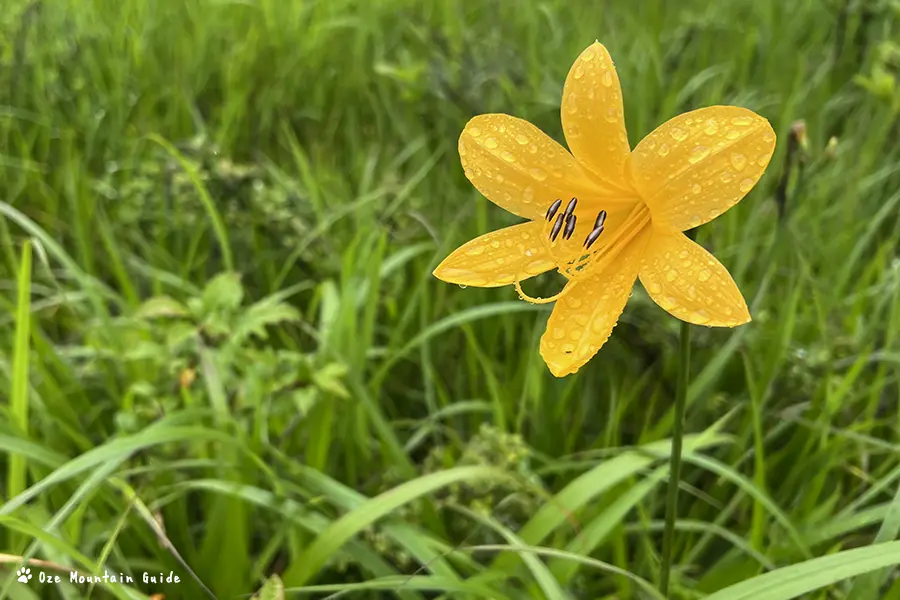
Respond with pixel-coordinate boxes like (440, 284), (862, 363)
(660, 320), (691, 597)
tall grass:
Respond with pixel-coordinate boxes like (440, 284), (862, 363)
(0, 0), (899, 598)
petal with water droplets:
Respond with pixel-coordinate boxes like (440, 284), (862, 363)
(561, 42), (631, 187)
(433, 222), (556, 288)
(638, 230), (750, 327)
(459, 115), (604, 220)
(539, 228), (649, 377)
(630, 106), (776, 232)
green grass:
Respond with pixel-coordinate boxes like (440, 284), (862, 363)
(0, 0), (899, 598)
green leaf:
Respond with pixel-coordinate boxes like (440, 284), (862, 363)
(134, 295), (190, 319)
(234, 298), (300, 342)
(202, 272), (244, 313)
(252, 575), (284, 600)
(282, 466), (513, 586)
(705, 541), (900, 600)
(312, 362), (350, 399)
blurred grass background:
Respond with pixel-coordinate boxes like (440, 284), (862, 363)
(1, 0), (900, 598)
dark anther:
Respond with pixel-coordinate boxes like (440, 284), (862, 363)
(564, 197), (578, 218)
(545, 199), (562, 221)
(593, 209), (607, 230)
(550, 213), (565, 242)
(563, 213), (576, 240)
(584, 226), (604, 249)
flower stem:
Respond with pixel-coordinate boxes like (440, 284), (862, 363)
(660, 320), (691, 597)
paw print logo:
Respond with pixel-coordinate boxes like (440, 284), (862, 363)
(16, 567), (32, 583)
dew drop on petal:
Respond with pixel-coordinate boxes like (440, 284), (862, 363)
(484, 138), (498, 149)
(500, 150), (515, 162)
(465, 246), (485, 256)
(490, 240), (501, 249)
(692, 183), (702, 194)
(515, 134), (529, 145)
(646, 281), (662, 294)
(523, 186), (535, 203)
(468, 126), (482, 138)
(552, 327), (566, 340)
(666, 269), (678, 282)
(757, 153), (770, 166)
(670, 127), (688, 141)
(658, 143), (671, 157)
(726, 130), (741, 140)
(526, 259), (555, 274)
(739, 178), (755, 193)
(689, 146), (710, 164)
(529, 167), (548, 181)
(698, 269), (711, 282)
(601, 70), (613, 87)
(582, 48), (595, 61)
(731, 116), (753, 126)
(704, 119), (718, 135)
(574, 65), (585, 79)
(730, 152), (747, 171)
(690, 310), (710, 324)
(720, 171), (734, 183)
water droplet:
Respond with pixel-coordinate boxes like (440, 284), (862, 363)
(515, 134), (529, 145)
(496, 173), (505, 183)
(690, 215), (702, 227)
(692, 183), (702, 194)
(646, 281), (662, 294)
(528, 145), (538, 154)
(525, 248), (536, 257)
(526, 259), (555, 274)
(498, 124), (506, 133)
(670, 127), (688, 141)
(689, 146), (710, 164)
(605, 107), (618, 122)
(601, 70), (613, 87)
(458, 284), (468, 289)
(582, 48), (595, 61)
(529, 167), (548, 181)
(690, 310), (710, 324)
(698, 269), (711, 282)
(666, 269), (678, 282)
(725, 130), (741, 140)
(757, 153), (770, 166)
(658, 295), (677, 310)
(739, 178), (754, 193)
(720, 171), (734, 183)
(764, 132), (775, 143)
(567, 296), (583, 308)
(562, 343), (576, 353)
(469, 126), (483, 137)
(731, 116), (753, 126)
(566, 124), (581, 138)
(464, 168), (474, 178)
(730, 152), (747, 171)
(459, 143), (467, 157)
(500, 150), (515, 163)
(679, 250), (689, 258)
(590, 319), (608, 334)
(687, 285), (697, 299)
(552, 328), (566, 340)
(659, 143), (671, 157)
(704, 119), (719, 135)
(574, 65), (585, 79)
(523, 186), (535, 203)
(484, 138), (498, 150)
(566, 95), (578, 114)
(490, 240), (501, 249)
(465, 246), (485, 256)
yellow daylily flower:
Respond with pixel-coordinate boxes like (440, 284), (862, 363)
(433, 41), (776, 377)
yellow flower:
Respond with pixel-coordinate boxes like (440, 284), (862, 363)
(433, 42), (776, 377)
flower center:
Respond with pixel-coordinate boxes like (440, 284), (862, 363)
(514, 196), (649, 304)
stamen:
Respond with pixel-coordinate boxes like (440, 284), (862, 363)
(550, 213), (565, 241)
(584, 226), (604, 249)
(545, 199), (562, 221)
(514, 276), (573, 305)
(564, 197), (578, 218)
(563, 213), (576, 240)
(593, 210), (607, 230)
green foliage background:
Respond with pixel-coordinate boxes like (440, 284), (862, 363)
(1, 0), (900, 598)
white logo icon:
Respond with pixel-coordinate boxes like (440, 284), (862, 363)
(16, 567), (32, 583)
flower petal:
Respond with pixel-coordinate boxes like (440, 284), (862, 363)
(561, 42), (631, 186)
(459, 114), (604, 220)
(630, 106), (776, 232)
(638, 229), (750, 327)
(539, 228), (649, 377)
(433, 222), (556, 288)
